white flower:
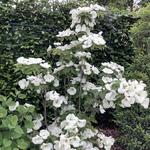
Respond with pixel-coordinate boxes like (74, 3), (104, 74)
(53, 79), (59, 87)
(102, 68), (113, 74)
(77, 119), (86, 128)
(57, 29), (75, 37)
(32, 135), (43, 144)
(45, 91), (60, 101)
(44, 74), (55, 83)
(39, 129), (50, 140)
(27, 75), (46, 86)
(70, 136), (81, 147)
(9, 101), (19, 112)
(102, 77), (113, 83)
(33, 120), (42, 130)
(61, 114), (79, 131)
(54, 134), (71, 150)
(105, 91), (117, 101)
(24, 103), (34, 108)
(54, 42), (61, 46)
(47, 45), (52, 52)
(141, 98), (149, 109)
(75, 51), (91, 59)
(92, 66), (100, 74)
(48, 123), (62, 137)
(98, 134), (115, 150)
(81, 128), (97, 139)
(18, 79), (29, 89)
(27, 128), (33, 133)
(67, 87), (77, 95)
(53, 98), (63, 108)
(41, 143), (53, 150)
(17, 57), (44, 65)
(40, 63), (51, 69)
(99, 105), (106, 114)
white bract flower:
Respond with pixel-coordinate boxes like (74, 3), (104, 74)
(32, 135), (43, 145)
(27, 75), (46, 86)
(81, 128), (97, 139)
(92, 66), (100, 74)
(67, 87), (77, 95)
(17, 57), (44, 65)
(40, 62), (51, 69)
(48, 122), (62, 137)
(18, 79), (29, 89)
(45, 91), (67, 108)
(102, 68), (113, 74)
(47, 45), (52, 52)
(33, 120), (42, 130)
(78, 32), (105, 49)
(9, 101), (19, 112)
(75, 51), (91, 59)
(53, 79), (59, 87)
(99, 105), (106, 114)
(54, 42), (61, 46)
(57, 29), (75, 37)
(41, 143), (53, 150)
(44, 73), (55, 83)
(70, 136), (81, 147)
(39, 129), (50, 140)
(97, 133), (115, 150)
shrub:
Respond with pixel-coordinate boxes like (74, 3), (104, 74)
(130, 3), (150, 54)
(15, 4), (149, 150)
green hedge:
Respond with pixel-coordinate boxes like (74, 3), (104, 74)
(114, 54), (150, 150)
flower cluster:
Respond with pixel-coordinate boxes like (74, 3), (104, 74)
(98, 62), (149, 113)
(45, 90), (67, 108)
(17, 57), (51, 68)
(31, 114), (114, 150)
(78, 32), (106, 49)
(18, 73), (59, 90)
(70, 4), (105, 28)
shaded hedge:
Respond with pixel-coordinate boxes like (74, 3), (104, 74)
(0, 0), (136, 66)
(114, 54), (150, 150)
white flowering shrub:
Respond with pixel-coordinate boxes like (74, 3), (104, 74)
(15, 4), (149, 150)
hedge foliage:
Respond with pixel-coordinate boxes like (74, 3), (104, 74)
(114, 54), (150, 150)
(0, 0), (136, 63)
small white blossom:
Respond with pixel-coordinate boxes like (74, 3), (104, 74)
(18, 79), (29, 89)
(9, 101), (19, 112)
(67, 87), (77, 95)
(33, 120), (42, 130)
(32, 135), (43, 144)
(44, 74), (55, 83)
(40, 62), (51, 69)
(41, 143), (53, 150)
(102, 68), (113, 74)
(39, 129), (50, 140)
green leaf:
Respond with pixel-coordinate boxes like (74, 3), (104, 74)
(18, 94), (26, 99)
(17, 106), (27, 114)
(2, 115), (18, 129)
(0, 95), (7, 102)
(0, 107), (7, 118)
(3, 139), (12, 147)
(17, 139), (29, 149)
(14, 126), (24, 135)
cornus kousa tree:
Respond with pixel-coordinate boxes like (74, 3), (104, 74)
(16, 4), (149, 150)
